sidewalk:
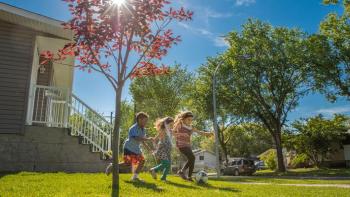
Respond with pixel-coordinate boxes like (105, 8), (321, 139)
(208, 173), (350, 180)
(235, 182), (350, 188)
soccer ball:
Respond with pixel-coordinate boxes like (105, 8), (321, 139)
(195, 170), (208, 184)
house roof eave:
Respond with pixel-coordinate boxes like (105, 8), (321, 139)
(0, 3), (73, 40)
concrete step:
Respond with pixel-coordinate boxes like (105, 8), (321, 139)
(0, 126), (110, 172)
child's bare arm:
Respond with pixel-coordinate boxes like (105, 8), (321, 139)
(153, 133), (160, 142)
(192, 127), (214, 137)
(142, 141), (152, 152)
(133, 136), (152, 142)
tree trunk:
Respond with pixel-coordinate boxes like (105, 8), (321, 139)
(274, 130), (286, 172)
(218, 128), (229, 164)
(222, 144), (229, 164)
(111, 88), (123, 197)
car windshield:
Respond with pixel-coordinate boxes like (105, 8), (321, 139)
(243, 160), (254, 166)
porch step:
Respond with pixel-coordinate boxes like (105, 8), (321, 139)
(0, 126), (110, 172)
(67, 128), (109, 160)
(29, 86), (112, 160)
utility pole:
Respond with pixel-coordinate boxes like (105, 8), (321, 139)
(212, 61), (221, 178)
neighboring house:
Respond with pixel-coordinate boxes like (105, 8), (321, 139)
(344, 143), (350, 168)
(259, 135), (350, 169)
(193, 149), (217, 171)
(171, 149), (217, 173)
(0, 3), (112, 172)
(322, 134), (350, 168)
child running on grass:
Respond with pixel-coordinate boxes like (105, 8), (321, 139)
(149, 117), (174, 182)
(173, 111), (213, 181)
(105, 112), (152, 182)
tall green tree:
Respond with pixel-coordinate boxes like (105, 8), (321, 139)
(311, 0), (350, 100)
(226, 123), (273, 158)
(220, 19), (314, 172)
(130, 65), (192, 122)
(192, 59), (241, 163)
(286, 114), (348, 167)
(119, 101), (135, 151)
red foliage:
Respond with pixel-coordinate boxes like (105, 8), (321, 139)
(41, 0), (192, 84)
(130, 61), (170, 79)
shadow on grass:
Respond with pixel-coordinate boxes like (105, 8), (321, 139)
(196, 182), (240, 193)
(0, 172), (20, 180)
(210, 177), (255, 183)
(165, 181), (197, 189)
(124, 180), (164, 192)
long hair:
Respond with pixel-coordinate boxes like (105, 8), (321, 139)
(154, 117), (174, 134)
(173, 111), (194, 132)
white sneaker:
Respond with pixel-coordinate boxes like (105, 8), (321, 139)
(131, 177), (145, 183)
(105, 163), (113, 176)
(150, 169), (157, 179)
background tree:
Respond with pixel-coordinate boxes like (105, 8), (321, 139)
(259, 149), (277, 170)
(286, 114), (348, 167)
(130, 65), (192, 123)
(220, 19), (314, 172)
(42, 1), (193, 196)
(192, 58), (240, 163)
(130, 65), (193, 169)
(310, 0), (350, 100)
(226, 123), (272, 158)
(119, 101), (135, 151)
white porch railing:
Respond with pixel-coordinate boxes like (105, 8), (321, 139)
(30, 85), (70, 127)
(69, 94), (112, 154)
(28, 85), (112, 156)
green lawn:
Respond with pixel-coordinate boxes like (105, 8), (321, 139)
(214, 176), (350, 184)
(1, 172), (350, 197)
(255, 168), (350, 177)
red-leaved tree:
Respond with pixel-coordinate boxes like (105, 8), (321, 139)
(41, 0), (192, 196)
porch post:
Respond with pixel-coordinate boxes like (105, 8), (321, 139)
(26, 84), (36, 125)
(63, 88), (71, 128)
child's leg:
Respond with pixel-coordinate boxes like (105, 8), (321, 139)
(187, 154), (195, 178)
(130, 154), (145, 180)
(179, 147), (195, 175)
(135, 158), (145, 175)
(152, 162), (165, 172)
(160, 160), (171, 181)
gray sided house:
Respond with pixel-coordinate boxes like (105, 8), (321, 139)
(0, 3), (112, 172)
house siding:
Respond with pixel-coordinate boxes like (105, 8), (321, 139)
(0, 126), (109, 172)
(0, 19), (35, 134)
(195, 152), (217, 169)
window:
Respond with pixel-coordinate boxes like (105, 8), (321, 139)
(199, 156), (204, 160)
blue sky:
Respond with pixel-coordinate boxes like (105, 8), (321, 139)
(3, 0), (349, 122)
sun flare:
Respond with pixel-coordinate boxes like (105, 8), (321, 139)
(111, 0), (125, 6)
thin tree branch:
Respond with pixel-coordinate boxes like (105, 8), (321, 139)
(124, 18), (173, 80)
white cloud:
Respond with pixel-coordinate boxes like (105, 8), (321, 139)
(235, 0), (256, 6)
(178, 22), (213, 36)
(178, 22), (229, 48)
(205, 9), (233, 19)
(177, 0), (232, 26)
(316, 106), (350, 115)
(178, 22), (229, 47)
(214, 36), (230, 47)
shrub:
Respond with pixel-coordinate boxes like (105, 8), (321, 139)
(291, 153), (310, 168)
(260, 149), (277, 170)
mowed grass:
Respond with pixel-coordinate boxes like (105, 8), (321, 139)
(0, 172), (350, 197)
(255, 168), (350, 177)
(214, 176), (350, 184)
